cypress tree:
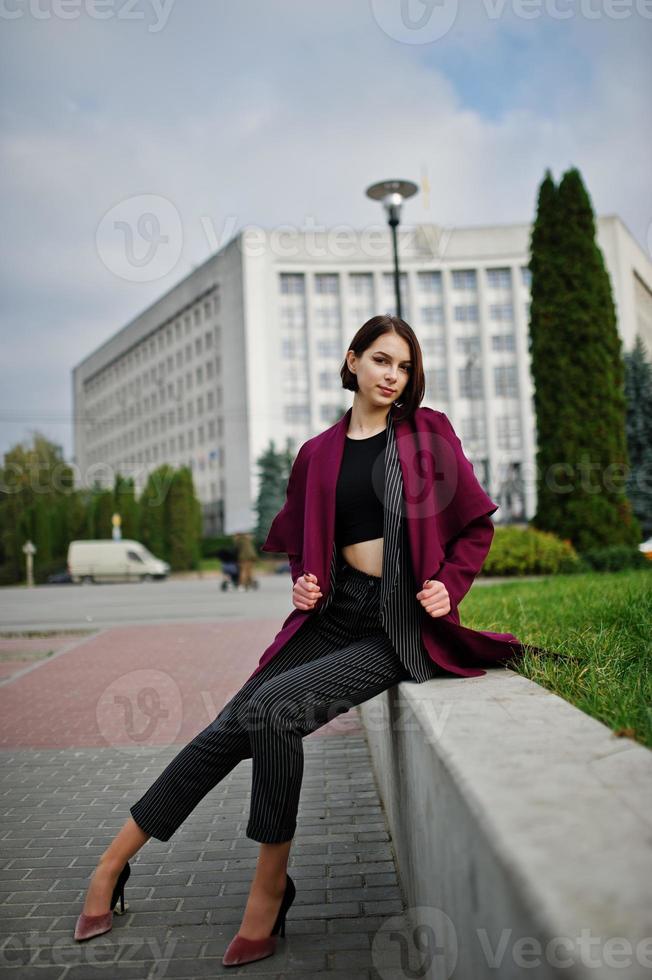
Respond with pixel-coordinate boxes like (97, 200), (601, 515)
(529, 167), (640, 551)
(93, 490), (114, 540)
(624, 334), (652, 537)
(139, 464), (172, 559)
(255, 439), (294, 548)
(167, 466), (201, 570)
(528, 169), (566, 533)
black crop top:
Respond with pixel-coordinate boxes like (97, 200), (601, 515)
(335, 427), (387, 548)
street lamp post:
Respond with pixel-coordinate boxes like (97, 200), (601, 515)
(365, 179), (418, 319)
(22, 540), (36, 588)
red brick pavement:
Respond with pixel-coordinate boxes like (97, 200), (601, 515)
(0, 620), (363, 749)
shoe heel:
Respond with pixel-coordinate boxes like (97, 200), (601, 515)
(271, 873), (295, 938)
(114, 885), (128, 915)
(111, 862), (131, 915)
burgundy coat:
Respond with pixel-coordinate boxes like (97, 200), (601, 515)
(250, 405), (536, 681)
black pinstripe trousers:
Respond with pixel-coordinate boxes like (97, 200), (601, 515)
(129, 560), (413, 845)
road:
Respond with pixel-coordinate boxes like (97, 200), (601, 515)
(0, 575), (296, 631)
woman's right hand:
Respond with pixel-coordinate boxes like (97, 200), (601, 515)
(292, 571), (323, 610)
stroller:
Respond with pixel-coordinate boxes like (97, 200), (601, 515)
(215, 547), (240, 592)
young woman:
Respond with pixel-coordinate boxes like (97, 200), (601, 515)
(73, 314), (513, 968)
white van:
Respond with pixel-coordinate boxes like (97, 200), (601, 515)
(67, 539), (170, 583)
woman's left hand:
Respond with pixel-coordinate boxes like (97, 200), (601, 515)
(416, 579), (451, 618)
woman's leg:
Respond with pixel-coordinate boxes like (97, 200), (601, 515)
(127, 617), (343, 843)
(244, 628), (409, 845)
(81, 817), (149, 915)
(232, 628), (409, 940)
(78, 615), (343, 916)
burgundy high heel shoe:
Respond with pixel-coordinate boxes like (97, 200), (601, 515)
(73, 861), (131, 941)
(222, 872), (296, 967)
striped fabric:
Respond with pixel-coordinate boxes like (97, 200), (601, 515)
(129, 564), (411, 844)
(319, 411), (442, 683)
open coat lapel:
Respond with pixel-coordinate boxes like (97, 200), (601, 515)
(253, 404), (537, 682)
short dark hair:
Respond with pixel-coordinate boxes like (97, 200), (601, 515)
(340, 315), (425, 422)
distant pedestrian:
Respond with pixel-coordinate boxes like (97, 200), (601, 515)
(235, 531), (258, 591)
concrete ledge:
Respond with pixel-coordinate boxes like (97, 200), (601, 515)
(360, 668), (652, 980)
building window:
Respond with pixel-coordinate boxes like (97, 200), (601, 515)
(314, 307), (340, 330)
(455, 336), (481, 355)
(423, 336), (446, 357)
(452, 269), (477, 291)
(461, 416), (487, 443)
(382, 271), (407, 294)
(453, 304), (478, 322)
(349, 273), (374, 297)
(318, 371), (337, 390)
(421, 305), (444, 325)
(284, 403), (310, 422)
(279, 273), (305, 294)
(494, 364), (519, 397)
(195, 337), (203, 356)
(489, 303), (514, 321)
(486, 268), (512, 289)
(458, 365), (483, 399)
(521, 267), (532, 288)
(314, 273), (339, 294)
(496, 416), (522, 449)
(280, 306), (305, 329)
(491, 334), (516, 352)
(417, 271), (442, 293)
(316, 338), (342, 357)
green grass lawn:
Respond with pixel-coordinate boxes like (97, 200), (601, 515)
(463, 569), (652, 750)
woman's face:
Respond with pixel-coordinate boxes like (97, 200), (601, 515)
(347, 333), (412, 407)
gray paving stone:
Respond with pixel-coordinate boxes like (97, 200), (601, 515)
(0, 736), (406, 975)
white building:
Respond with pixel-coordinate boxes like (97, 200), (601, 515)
(72, 215), (652, 536)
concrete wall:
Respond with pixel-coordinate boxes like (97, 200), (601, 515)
(360, 668), (652, 980)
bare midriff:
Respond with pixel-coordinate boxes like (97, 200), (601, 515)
(341, 537), (383, 578)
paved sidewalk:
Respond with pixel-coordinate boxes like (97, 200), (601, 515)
(0, 622), (410, 979)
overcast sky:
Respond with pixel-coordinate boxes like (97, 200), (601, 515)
(1, 0), (650, 461)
